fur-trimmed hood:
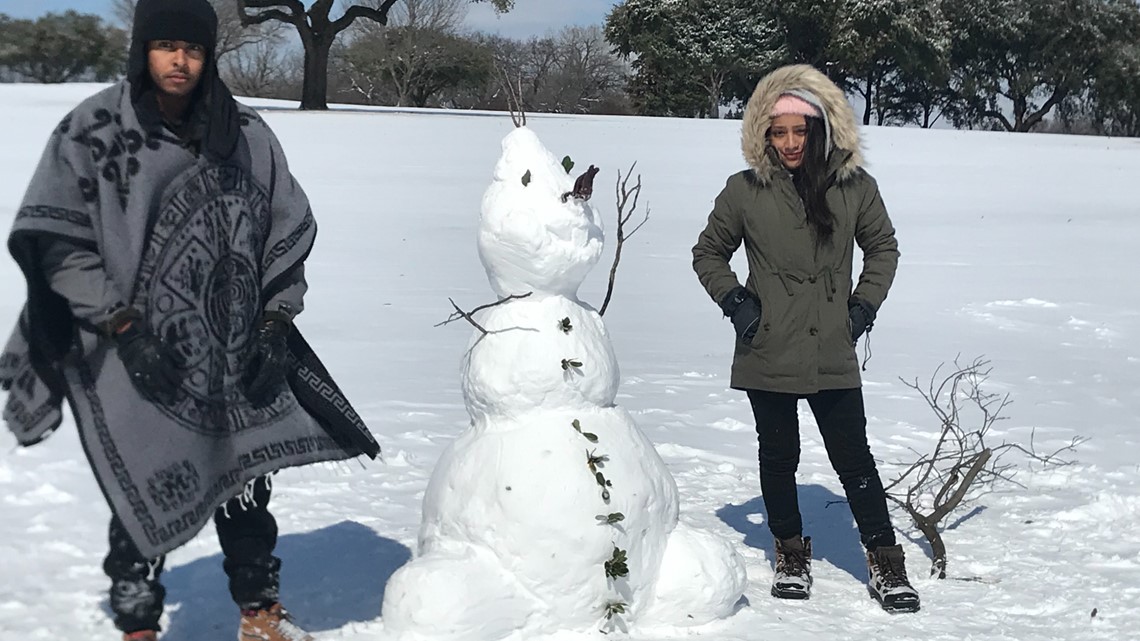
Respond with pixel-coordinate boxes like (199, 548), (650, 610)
(741, 65), (864, 185)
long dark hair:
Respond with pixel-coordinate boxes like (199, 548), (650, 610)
(791, 116), (836, 245)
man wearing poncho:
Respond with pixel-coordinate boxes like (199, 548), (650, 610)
(0, 1), (378, 639)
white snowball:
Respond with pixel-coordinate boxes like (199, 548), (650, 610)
(638, 522), (748, 626)
(477, 128), (604, 299)
(462, 297), (619, 420)
(410, 406), (679, 635)
(380, 540), (535, 641)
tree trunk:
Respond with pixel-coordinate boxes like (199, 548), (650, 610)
(1012, 95), (1027, 132)
(863, 75), (873, 126)
(237, 1), (394, 112)
(914, 514), (947, 579)
(706, 70), (727, 119)
(301, 38), (331, 110)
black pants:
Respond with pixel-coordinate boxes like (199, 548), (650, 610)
(747, 388), (896, 550)
(103, 476), (281, 633)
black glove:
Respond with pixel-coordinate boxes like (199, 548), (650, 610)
(848, 298), (876, 343)
(720, 286), (762, 345)
(114, 324), (182, 404)
(243, 314), (291, 405)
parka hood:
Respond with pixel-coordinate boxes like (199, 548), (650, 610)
(741, 65), (864, 185)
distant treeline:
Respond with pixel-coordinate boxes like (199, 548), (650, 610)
(2, 0), (1138, 137)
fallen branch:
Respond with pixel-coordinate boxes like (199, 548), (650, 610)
(888, 356), (1085, 579)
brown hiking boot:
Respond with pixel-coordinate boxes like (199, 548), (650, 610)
(867, 544), (921, 613)
(239, 603), (314, 641)
(771, 535), (812, 599)
(122, 632), (158, 641)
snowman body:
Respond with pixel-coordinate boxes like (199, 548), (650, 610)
(381, 128), (745, 640)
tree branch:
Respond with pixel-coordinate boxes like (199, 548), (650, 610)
(242, 0), (305, 11)
(1023, 89), (1067, 132)
(236, 0), (305, 27)
(331, 3), (394, 34)
(436, 293), (533, 334)
(930, 448), (991, 523)
(599, 163), (649, 316)
(981, 108), (1014, 132)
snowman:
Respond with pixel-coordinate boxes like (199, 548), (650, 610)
(381, 127), (746, 640)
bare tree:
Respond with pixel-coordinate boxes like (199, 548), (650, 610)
(546, 26), (629, 114)
(340, 1), (489, 107)
(473, 27), (628, 115)
(237, 0), (512, 110)
(220, 35), (292, 97)
(384, 0), (467, 32)
(886, 357), (1086, 579)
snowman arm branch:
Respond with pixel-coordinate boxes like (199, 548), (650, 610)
(436, 293), (533, 333)
(600, 165), (649, 316)
(439, 298), (487, 334)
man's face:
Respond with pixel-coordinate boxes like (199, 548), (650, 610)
(147, 40), (206, 97)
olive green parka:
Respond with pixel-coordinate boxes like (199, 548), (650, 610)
(692, 65), (899, 394)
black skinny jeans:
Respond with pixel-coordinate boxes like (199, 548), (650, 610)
(103, 476), (281, 633)
(747, 387), (896, 550)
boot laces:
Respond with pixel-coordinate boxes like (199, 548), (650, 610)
(876, 551), (910, 588)
(778, 545), (809, 578)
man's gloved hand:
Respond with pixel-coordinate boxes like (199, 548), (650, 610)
(243, 313), (291, 405)
(848, 298), (876, 343)
(720, 286), (763, 345)
(114, 322), (183, 404)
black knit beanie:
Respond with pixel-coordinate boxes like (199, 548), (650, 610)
(133, 0), (218, 53)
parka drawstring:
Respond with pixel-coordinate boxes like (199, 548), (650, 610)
(860, 328), (873, 371)
(775, 271), (795, 296)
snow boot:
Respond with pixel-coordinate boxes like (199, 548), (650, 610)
(866, 545), (920, 613)
(122, 632), (158, 641)
(771, 535), (812, 599)
(239, 602), (314, 641)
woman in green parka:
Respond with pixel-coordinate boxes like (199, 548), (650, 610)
(692, 64), (919, 612)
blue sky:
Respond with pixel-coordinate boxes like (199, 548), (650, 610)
(0, 0), (617, 38)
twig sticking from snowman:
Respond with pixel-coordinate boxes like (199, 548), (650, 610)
(495, 61), (527, 128)
(436, 293), (533, 335)
(600, 164), (650, 317)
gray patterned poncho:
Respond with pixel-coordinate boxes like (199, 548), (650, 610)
(1, 82), (378, 558)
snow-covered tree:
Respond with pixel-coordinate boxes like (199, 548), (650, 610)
(944, 0), (1138, 132)
(0, 11), (126, 83)
(606, 0), (785, 117)
(831, 0), (949, 126)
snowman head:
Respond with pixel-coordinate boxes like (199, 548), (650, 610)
(478, 127), (604, 300)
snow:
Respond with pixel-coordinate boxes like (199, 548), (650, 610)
(1, 83), (1139, 640)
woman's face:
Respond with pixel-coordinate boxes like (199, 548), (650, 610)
(769, 114), (808, 170)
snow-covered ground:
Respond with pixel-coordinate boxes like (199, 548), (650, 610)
(1, 83), (1137, 641)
